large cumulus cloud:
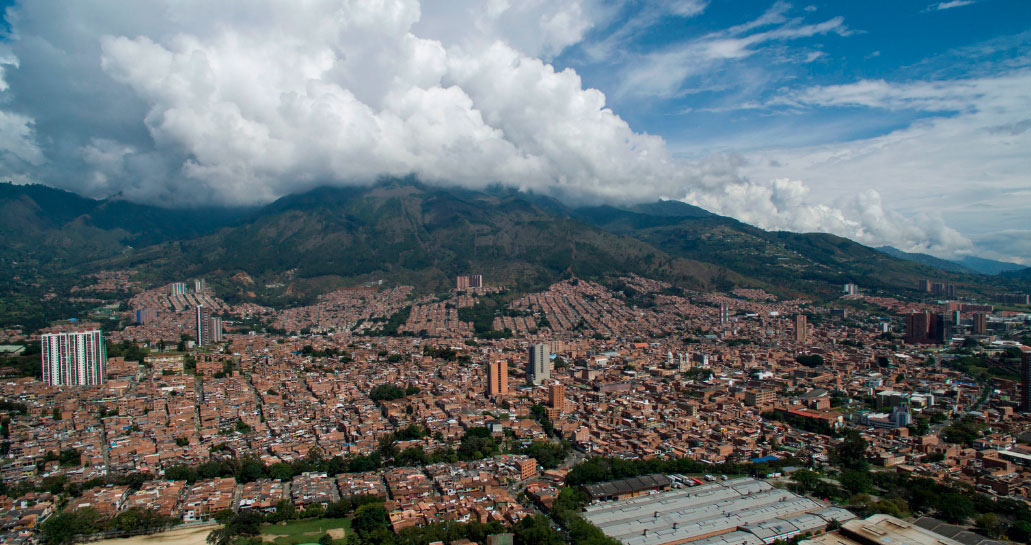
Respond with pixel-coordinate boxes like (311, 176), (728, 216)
(0, 0), (974, 258)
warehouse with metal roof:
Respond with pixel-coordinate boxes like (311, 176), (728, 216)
(801, 515), (998, 545)
(583, 474), (673, 502)
(582, 477), (855, 545)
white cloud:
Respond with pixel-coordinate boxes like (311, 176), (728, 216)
(413, 0), (606, 60)
(0, 0), (990, 263)
(742, 70), (1031, 263)
(680, 170), (975, 258)
(927, 0), (976, 11)
(0, 110), (43, 166)
(770, 75), (1027, 112)
(614, 4), (849, 98)
(578, 0), (709, 63)
(968, 230), (1031, 266)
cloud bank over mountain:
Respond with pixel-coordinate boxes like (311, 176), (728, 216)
(0, 0), (995, 261)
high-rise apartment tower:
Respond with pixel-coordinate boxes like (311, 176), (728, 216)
(527, 343), (550, 386)
(41, 330), (107, 386)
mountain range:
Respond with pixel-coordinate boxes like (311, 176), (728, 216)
(876, 246), (1025, 276)
(0, 179), (1027, 322)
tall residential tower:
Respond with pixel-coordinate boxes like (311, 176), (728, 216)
(1021, 348), (1031, 413)
(196, 305), (212, 346)
(487, 360), (509, 397)
(527, 343), (550, 386)
(41, 330), (107, 386)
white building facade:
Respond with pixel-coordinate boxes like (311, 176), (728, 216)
(41, 330), (107, 386)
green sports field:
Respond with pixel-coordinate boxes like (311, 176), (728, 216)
(259, 517), (351, 545)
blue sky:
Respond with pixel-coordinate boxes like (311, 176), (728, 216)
(556, 0), (1029, 155)
(539, 0), (1031, 263)
(0, 0), (1027, 263)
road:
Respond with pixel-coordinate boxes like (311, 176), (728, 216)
(560, 447), (586, 470)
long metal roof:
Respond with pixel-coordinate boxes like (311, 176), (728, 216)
(583, 477), (838, 545)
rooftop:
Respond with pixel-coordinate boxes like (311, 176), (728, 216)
(583, 477), (840, 545)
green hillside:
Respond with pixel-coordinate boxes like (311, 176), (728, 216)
(0, 182), (250, 265)
(115, 179), (746, 305)
(574, 204), (982, 299)
(0, 179), (1018, 330)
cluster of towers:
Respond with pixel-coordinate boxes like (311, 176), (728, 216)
(170, 279), (206, 295)
(486, 342), (552, 397)
(455, 275), (483, 290)
(485, 341), (568, 415)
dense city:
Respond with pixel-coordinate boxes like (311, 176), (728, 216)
(0, 0), (1028, 544)
(2, 271), (1030, 545)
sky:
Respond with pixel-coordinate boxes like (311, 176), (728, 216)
(0, 0), (1028, 264)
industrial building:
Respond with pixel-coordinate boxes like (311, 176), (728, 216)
(802, 514), (1003, 545)
(583, 474), (672, 502)
(582, 477), (855, 545)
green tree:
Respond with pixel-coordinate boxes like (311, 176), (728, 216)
(795, 354), (825, 367)
(976, 513), (1003, 538)
(206, 510), (262, 545)
(522, 441), (571, 469)
(377, 435), (399, 462)
(833, 430), (869, 471)
(352, 503), (389, 537)
(457, 428), (498, 460)
(41, 508), (104, 545)
(396, 446), (429, 466)
(57, 448), (81, 466)
(513, 514), (564, 545)
(266, 499), (297, 523)
(840, 469), (872, 495)
(111, 507), (175, 533)
(268, 462), (294, 481)
(369, 384), (407, 401)
(235, 458), (266, 483)
(165, 464), (198, 482)
(870, 498), (910, 519)
(942, 418), (985, 446)
(790, 469), (821, 493)
(1009, 520), (1031, 543)
(937, 493), (975, 524)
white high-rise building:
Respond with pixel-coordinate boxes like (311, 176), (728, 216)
(41, 330), (107, 386)
(196, 306), (212, 346)
(527, 343), (550, 386)
(211, 317), (224, 343)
